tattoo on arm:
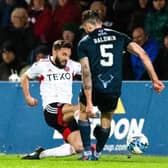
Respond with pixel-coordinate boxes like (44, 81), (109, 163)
(80, 58), (92, 90)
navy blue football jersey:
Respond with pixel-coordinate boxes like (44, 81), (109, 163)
(78, 28), (132, 96)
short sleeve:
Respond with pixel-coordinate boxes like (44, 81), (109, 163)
(77, 38), (88, 60)
(72, 61), (81, 75)
(26, 62), (41, 79)
(124, 33), (132, 47)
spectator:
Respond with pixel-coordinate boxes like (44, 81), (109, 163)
(0, 7), (40, 67)
(48, 0), (58, 9)
(28, 0), (52, 44)
(19, 44), (49, 77)
(62, 22), (79, 61)
(0, 0), (28, 27)
(154, 35), (168, 80)
(128, 0), (150, 33)
(144, 0), (168, 43)
(47, 0), (82, 44)
(104, 0), (115, 22)
(0, 40), (21, 81)
(90, 0), (113, 29)
(78, 0), (91, 12)
(112, 0), (138, 34)
(130, 27), (160, 80)
(29, 44), (49, 63)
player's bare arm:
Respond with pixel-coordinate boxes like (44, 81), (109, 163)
(127, 42), (165, 93)
(21, 74), (38, 106)
(80, 57), (95, 117)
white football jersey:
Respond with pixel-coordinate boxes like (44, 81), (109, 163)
(26, 56), (81, 109)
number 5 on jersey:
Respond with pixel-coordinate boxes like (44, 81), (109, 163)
(100, 44), (113, 67)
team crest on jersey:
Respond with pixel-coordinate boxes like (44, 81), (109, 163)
(64, 66), (70, 72)
(98, 74), (114, 88)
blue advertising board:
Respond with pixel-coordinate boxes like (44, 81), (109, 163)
(0, 81), (167, 155)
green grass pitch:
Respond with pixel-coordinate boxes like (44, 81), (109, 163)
(0, 154), (168, 168)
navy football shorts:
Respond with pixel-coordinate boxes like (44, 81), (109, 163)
(80, 89), (119, 112)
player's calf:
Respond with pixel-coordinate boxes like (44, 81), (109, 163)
(93, 125), (111, 155)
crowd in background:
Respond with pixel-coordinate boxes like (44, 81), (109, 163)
(0, 0), (168, 81)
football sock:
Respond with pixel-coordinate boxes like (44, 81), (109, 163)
(94, 126), (111, 153)
(78, 120), (91, 153)
(39, 143), (76, 158)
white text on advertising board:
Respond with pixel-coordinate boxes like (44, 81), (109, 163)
(53, 118), (144, 140)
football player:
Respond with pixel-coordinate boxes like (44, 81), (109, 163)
(77, 10), (164, 160)
(21, 40), (82, 159)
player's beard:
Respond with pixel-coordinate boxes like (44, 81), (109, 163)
(55, 57), (67, 69)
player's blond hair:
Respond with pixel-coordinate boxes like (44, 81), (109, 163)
(82, 10), (102, 25)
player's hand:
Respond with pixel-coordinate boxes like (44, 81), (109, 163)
(86, 103), (96, 118)
(153, 80), (165, 93)
(25, 96), (38, 106)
